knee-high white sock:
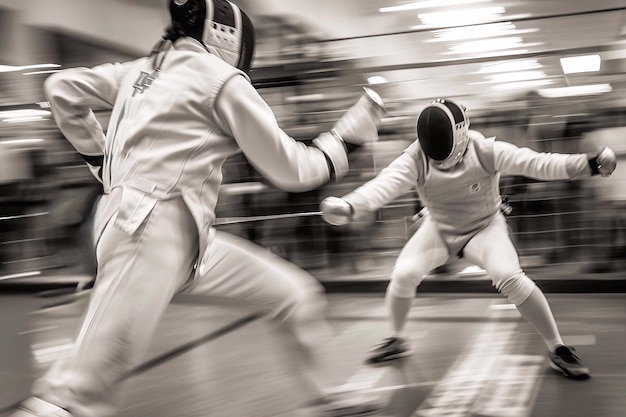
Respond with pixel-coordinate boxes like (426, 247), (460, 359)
(515, 286), (564, 351)
(386, 290), (413, 337)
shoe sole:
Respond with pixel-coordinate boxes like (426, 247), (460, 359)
(548, 360), (591, 380)
(365, 351), (413, 366)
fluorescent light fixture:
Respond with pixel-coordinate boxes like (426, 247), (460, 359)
(380, 0), (490, 13)
(428, 22), (538, 42)
(4, 117), (47, 123)
(479, 59), (541, 73)
(284, 93), (326, 104)
(559, 54), (601, 74)
(448, 36), (524, 53)
(538, 83), (612, 98)
(367, 76), (388, 85)
(0, 109), (51, 118)
(1, 110), (51, 124)
(492, 79), (553, 90)
(418, 6), (505, 26)
(445, 48), (532, 57)
(0, 64), (60, 73)
(486, 70), (547, 83)
(0, 138), (45, 145)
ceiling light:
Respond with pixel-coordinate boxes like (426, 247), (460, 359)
(0, 109), (51, 124)
(0, 138), (45, 145)
(538, 83), (612, 98)
(428, 22), (539, 42)
(380, 0), (490, 13)
(0, 109), (51, 118)
(4, 117), (47, 124)
(487, 70), (547, 83)
(284, 94), (326, 104)
(448, 36), (524, 53)
(444, 48), (532, 57)
(418, 6), (505, 27)
(367, 76), (388, 85)
(559, 55), (601, 74)
(0, 64), (60, 73)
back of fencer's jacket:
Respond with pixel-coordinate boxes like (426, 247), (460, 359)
(45, 38), (246, 264)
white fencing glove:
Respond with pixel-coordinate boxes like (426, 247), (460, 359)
(589, 146), (617, 177)
(332, 87), (385, 146)
(320, 196), (354, 226)
(312, 88), (385, 182)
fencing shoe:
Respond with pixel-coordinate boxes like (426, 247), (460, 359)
(549, 345), (591, 380)
(365, 336), (413, 365)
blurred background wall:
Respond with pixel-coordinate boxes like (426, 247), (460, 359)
(0, 0), (625, 280)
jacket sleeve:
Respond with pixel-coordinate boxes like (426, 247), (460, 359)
(341, 151), (418, 218)
(44, 62), (132, 182)
(493, 140), (591, 180)
(214, 74), (348, 192)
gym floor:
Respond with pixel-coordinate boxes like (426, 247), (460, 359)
(1, 288), (625, 417)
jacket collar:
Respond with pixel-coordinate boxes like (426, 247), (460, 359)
(172, 37), (209, 54)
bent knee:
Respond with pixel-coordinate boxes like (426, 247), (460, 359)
(276, 284), (328, 324)
(389, 264), (425, 298)
(495, 272), (536, 305)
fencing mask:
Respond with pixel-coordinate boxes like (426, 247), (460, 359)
(168, 0), (255, 73)
(417, 98), (470, 170)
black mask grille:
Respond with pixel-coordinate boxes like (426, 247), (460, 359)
(417, 106), (454, 161)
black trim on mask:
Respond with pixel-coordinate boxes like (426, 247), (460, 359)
(168, 0), (206, 43)
(166, 0), (255, 74)
(237, 9), (255, 73)
(212, 0), (236, 27)
(441, 100), (465, 125)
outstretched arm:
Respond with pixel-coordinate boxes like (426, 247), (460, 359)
(494, 140), (616, 180)
(215, 74), (383, 192)
(321, 151), (419, 225)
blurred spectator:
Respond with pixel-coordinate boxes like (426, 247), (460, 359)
(319, 142), (398, 276)
(42, 136), (102, 273)
(580, 126), (626, 272)
(0, 144), (33, 271)
(474, 109), (532, 256)
(541, 118), (596, 264)
(523, 94), (590, 264)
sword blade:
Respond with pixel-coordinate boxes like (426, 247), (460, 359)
(215, 211), (323, 225)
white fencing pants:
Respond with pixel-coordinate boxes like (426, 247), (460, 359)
(32, 190), (331, 417)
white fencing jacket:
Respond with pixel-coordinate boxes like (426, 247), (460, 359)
(44, 37), (343, 271)
(343, 130), (592, 248)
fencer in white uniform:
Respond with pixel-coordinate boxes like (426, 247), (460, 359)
(321, 98), (617, 380)
(10, 1), (385, 416)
